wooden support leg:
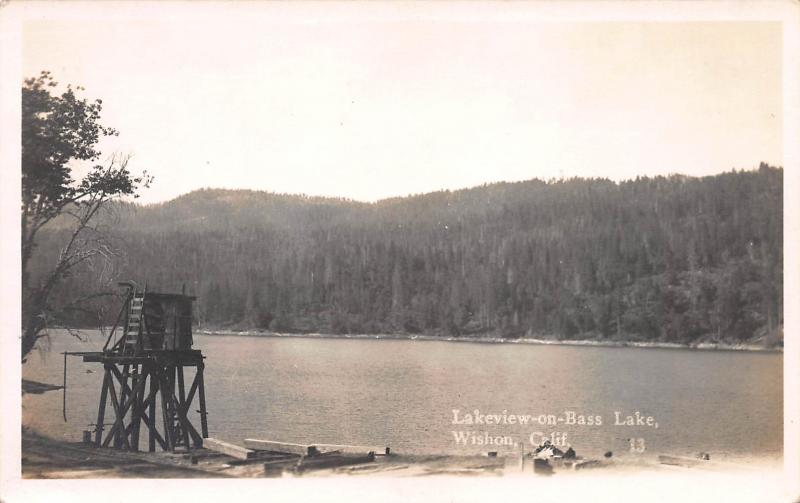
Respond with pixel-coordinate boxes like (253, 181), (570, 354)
(89, 354), (207, 453)
(176, 365), (191, 449)
(148, 368), (157, 452)
(104, 368), (131, 450)
(129, 373), (168, 451)
(115, 364), (130, 448)
(130, 365), (144, 451)
(197, 364), (209, 438)
(168, 365), (179, 449)
(159, 370), (173, 451)
(94, 367), (111, 446)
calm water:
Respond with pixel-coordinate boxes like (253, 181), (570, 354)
(22, 330), (782, 462)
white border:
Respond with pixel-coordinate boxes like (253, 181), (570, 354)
(1, 2), (797, 502)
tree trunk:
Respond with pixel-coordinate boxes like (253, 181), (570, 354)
(21, 289), (47, 362)
(21, 314), (45, 362)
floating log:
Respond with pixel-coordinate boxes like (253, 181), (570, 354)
(204, 438), (258, 460)
(244, 439), (319, 456)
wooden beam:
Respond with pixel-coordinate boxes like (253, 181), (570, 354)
(94, 368), (111, 446)
(138, 410), (168, 450)
(182, 368), (200, 410)
(658, 455), (707, 468)
(148, 372), (158, 452)
(162, 382), (202, 447)
(115, 364), (130, 448)
(314, 443), (390, 456)
(103, 372), (131, 449)
(204, 438), (258, 460)
(294, 452), (375, 473)
(102, 368), (148, 446)
(197, 365), (208, 438)
(158, 373), (173, 450)
(176, 366), (191, 448)
(244, 439), (318, 456)
(130, 365), (144, 451)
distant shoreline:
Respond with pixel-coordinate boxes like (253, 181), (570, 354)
(195, 329), (782, 353)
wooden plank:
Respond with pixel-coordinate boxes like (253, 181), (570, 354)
(314, 443), (390, 456)
(573, 459), (603, 470)
(658, 454), (718, 469)
(244, 439), (317, 456)
(228, 453), (300, 466)
(294, 452), (375, 473)
(197, 366), (208, 438)
(94, 369), (110, 446)
(176, 366), (191, 448)
(147, 371), (158, 452)
(205, 438), (258, 460)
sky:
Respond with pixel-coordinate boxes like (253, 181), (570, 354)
(19, 4), (783, 205)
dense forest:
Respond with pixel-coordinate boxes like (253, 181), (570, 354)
(29, 165), (783, 346)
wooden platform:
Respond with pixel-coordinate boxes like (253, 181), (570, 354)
(80, 350), (205, 366)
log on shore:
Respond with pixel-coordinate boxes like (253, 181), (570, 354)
(314, 443), (390, 456)
(658, 455), (707, 468)
(204, 438), (258, 460)
(244, 439), (319, 456)
(294, 452), (376, 473)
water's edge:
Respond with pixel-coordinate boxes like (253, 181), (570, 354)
(196, 329), (782, 352)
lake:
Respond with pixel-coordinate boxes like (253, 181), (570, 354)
(22, 330), (782, 463)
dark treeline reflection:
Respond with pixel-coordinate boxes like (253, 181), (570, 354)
(31, 165), (782, 345)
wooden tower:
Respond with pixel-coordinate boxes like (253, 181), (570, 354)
(81, 282), (209, 452)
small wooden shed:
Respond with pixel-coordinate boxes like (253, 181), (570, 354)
(142, 292), (196, 350)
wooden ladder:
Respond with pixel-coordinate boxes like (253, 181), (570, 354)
(123, 288), (146, 353)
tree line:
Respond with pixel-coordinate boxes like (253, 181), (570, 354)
(28, 165), (782, 346)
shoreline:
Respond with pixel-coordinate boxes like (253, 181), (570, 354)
(195, 329), (782, 353)
(22, 428), (779, 479)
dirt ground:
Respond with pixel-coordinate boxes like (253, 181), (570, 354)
(22, 428), (616, 478)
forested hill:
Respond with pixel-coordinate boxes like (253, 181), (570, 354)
(33, 165), (783, 346)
